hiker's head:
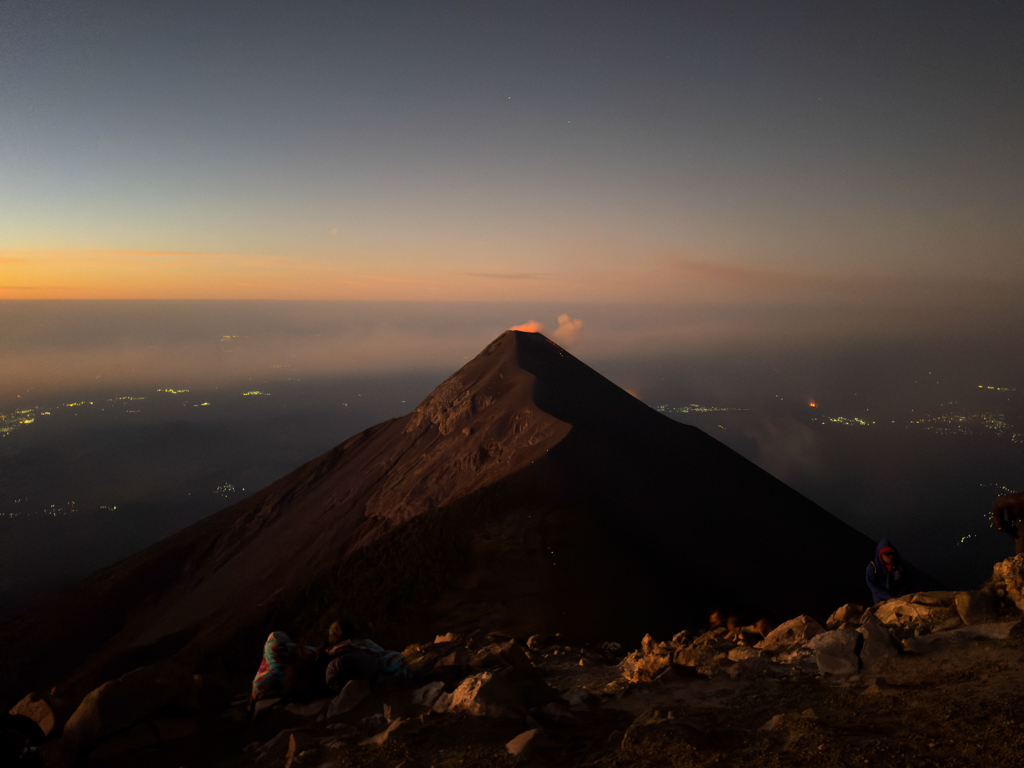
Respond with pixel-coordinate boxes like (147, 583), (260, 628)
(328, 619), (360, 644)
(879, 546), (897, 569)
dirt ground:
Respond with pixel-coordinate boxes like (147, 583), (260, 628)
(68, 617), (1024, 768)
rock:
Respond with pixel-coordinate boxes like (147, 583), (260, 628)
(600, 641), (623, 656)
(622, 708), (711, 751)
(253, 697), (281, 718)
(627, 651), (672, 683)
(758, 714), (785, 732)
(692, 627), (730, 648)
(285, 699), (328, 718)
(619, 650), (643, 679)
(860, 677), (897, 696)
(563, 687), (591, 708)
(956, 590), (999, 625)
(8, 691), (63, 737)
(872, 592), (963, 633)
(755, 615), (824, 651)
(992, 554), (1024, 612)
(526, 634), (547, 650)
(640, 633), (656, 654)
(359, 717), (414, 746)
(411, 681), (446, 709)
(434, 632), (463, 644)
(826, 603), (866, 630)
(446, 668), (555, 719)
(58, 660), (199, 762)
(807, 627), (860, 676)
(254, 727), (315, 765)
(726, 646), (763, 662)
(673, 646), (716, 669)
(447, 672), (520, 718)
(435, 648), (471, 668)
(431, 692), (451, 713)
(506, 727), (545, 756)
(671, 630), (694, 646)
(857, 617), (898, 670)
(326, 679), (370, 718)
(471, 639), (536, 675)
(284, 733), (297, 768)
(903, 619), (1020, 648)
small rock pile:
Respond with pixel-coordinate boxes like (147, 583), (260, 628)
(618, 579), (1018, 685)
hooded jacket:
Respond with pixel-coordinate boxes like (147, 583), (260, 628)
(865, 538), (912, 604)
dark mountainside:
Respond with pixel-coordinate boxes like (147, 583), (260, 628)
(1, 331), (885, 709)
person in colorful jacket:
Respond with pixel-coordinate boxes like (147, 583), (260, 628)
(251, 631), (319, 702)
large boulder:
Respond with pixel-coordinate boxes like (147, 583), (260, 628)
(990, 555), (1024, 613)
(755, 616), (824, 652)
(8, 690), (69, 738)
(806, 628), (859, 676)
(858, 616), (898, 670)
(871, 592), (963, 633)
(826, 603), (866, 630)
(955, 591), (999, 626)
(55, 661), (199, 764)
(621, 642), (673, 683)
(443, 668), (556, 718)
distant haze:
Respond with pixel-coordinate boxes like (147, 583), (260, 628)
(0, 300), (1022, 617)
(1, 295), (1021, 409)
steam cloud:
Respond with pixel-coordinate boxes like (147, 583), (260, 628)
(552, 314), (583, 345)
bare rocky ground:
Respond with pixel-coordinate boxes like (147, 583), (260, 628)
(11, 560), (1024, 768)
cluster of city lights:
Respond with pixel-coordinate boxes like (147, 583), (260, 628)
(812, 415), (875, 427)
(214, 483), (244, 498)
(1, 500), (79, 519)
(910, 411), (1013, 437)
(655, 404), (745, 414)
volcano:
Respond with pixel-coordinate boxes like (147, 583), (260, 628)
(2, 331), (879, 704)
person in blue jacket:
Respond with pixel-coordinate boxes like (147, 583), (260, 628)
(866, 538), (913, 604)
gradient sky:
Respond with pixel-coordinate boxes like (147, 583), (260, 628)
(1, 1), (1022, 301)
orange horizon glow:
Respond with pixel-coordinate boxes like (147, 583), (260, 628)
(2, 248), (1017, 308)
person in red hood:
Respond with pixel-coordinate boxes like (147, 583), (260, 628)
(992, 491), (1024, 554)
(866, 538), (913, 604)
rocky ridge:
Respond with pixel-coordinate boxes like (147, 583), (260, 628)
(8, 555), (1024, 767)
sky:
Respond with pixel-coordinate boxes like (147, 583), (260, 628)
(1, 0), (1022, 303)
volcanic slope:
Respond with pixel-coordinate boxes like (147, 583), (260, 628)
(2, 330), (879, 705)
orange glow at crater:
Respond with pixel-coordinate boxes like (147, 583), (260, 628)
(509, 321), (544, 333)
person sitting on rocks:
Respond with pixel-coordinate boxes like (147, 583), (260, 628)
(251, 631), (319, 702)
(992, 491), (1024, 554)
(866, 538), (913, 604)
